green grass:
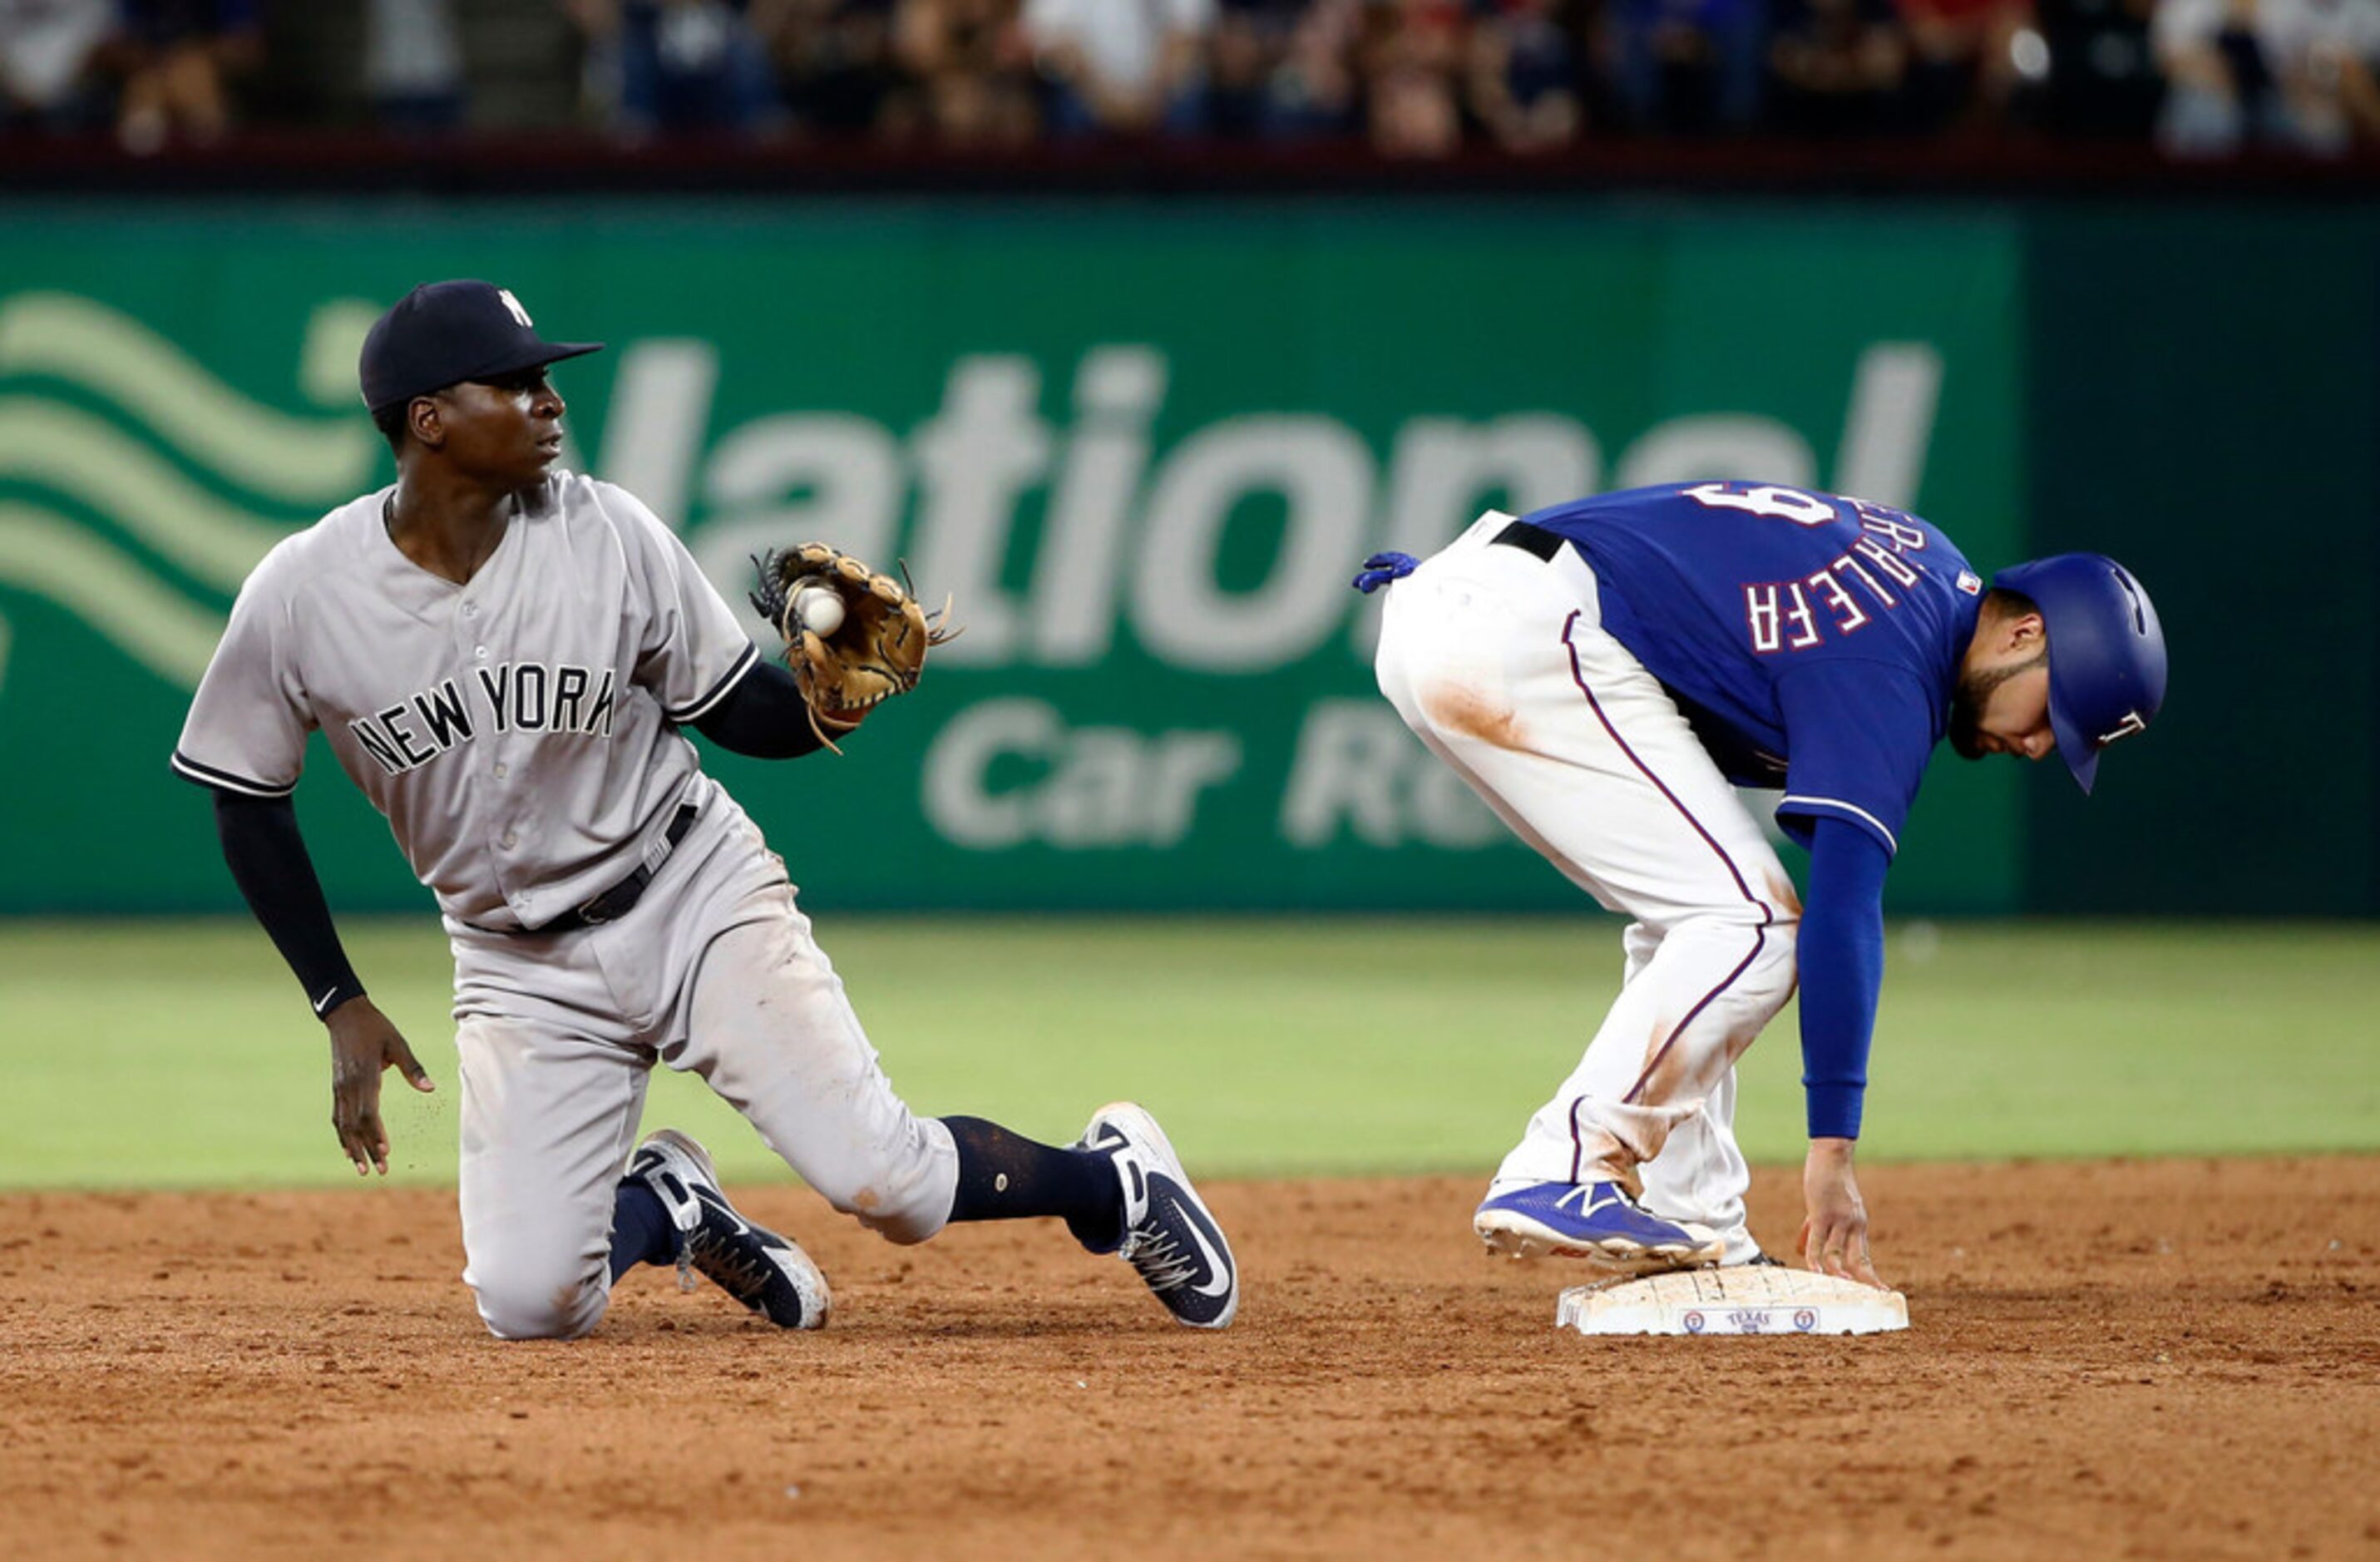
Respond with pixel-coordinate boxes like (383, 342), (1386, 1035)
(0, 917), (2373, 1189)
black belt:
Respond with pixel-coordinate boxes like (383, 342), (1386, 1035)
(1492, 518), (1568, 562)
(521, 802), (699, 936)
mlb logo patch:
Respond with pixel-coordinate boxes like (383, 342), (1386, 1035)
(1957, 571), (1982, 596)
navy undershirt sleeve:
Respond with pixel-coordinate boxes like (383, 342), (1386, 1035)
(1797, 815), (1892, 1139)
(212, 790), (366, 1019)
(688, 659), (828, 759)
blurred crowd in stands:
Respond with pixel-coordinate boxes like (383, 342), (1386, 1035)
(4, 0), (2378, 159)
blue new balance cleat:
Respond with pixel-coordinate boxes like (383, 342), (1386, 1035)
(1078, 1102), (1238, 1329)
(1474, 1180), (1725, 1274)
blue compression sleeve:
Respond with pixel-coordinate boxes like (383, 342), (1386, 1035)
(1796, 816), (1892, 1140)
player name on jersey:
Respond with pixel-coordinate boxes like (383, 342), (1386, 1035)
(348, 662), (618, 778)
(1737, 501), (1982, 656)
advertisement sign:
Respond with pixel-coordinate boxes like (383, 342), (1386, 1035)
(0, 204), (2021, 911)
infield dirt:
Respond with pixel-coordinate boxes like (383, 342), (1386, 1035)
(4, 1157), (2375, 1560)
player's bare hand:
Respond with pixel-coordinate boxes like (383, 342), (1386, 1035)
(325, 997), (435, 1177)
(1800, 1137), (1887, 1289)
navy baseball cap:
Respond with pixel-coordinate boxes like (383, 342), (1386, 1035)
(358, 280), (603, 416)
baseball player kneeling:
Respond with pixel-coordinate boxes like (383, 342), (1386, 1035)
(172, 281), (1235, 1339)
(1356, 483), (2166, 1286)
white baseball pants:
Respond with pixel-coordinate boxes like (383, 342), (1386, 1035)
(446, 778), (958, 1340)
(1374, 512), (1801, 1262)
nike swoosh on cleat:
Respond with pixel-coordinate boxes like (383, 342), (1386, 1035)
(1183, 1203), (1232, 1299)
(696, 1189), (753, 1238)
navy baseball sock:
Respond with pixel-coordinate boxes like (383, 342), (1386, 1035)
(607, 1179), (682, 1282)
(941, 1116), (1124, 1251)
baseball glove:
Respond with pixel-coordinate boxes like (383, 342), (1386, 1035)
(748, 543), (957, 751)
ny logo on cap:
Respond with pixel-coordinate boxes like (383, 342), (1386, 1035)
(2096, 711), (2147, 748)
(497, 288), (534, 329)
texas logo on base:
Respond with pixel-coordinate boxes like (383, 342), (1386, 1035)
(1558, 1265), (1911, 1338)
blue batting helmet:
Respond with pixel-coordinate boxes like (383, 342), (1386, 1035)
(1990, 554), (2166, 794)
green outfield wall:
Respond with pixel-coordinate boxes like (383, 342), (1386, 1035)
(2020, 207), (2380, 917)
(0, 199), (2364, 914)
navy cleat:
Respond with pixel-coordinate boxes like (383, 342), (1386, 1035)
(1474, 1180), (1725, 1274)
(630, 1129), (831, 1330)
(1077, 1103), (1238, 1329)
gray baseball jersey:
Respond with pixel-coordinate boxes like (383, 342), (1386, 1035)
(172, 471), (758, 931)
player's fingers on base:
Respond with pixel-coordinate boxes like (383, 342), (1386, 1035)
(1801, 1217), (1835, 1273)
(1814, 1218), (1850, 1277)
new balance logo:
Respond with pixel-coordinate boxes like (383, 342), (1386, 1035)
(1558, 1185), (1625, 1222)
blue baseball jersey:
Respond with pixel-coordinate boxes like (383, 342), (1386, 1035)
(1525, 482), (1986, 857)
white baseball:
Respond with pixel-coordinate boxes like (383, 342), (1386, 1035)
(793, 585), (845, 637)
